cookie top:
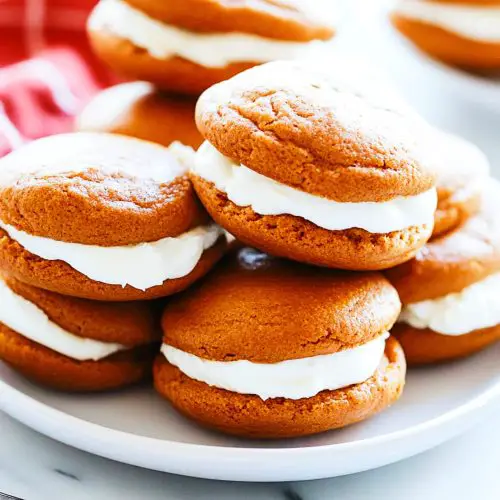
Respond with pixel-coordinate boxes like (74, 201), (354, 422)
(1, 273), (159, 346)
(0, 133), (206, 246)
(196, 61), (437, 203)
(386, 180), (500, 304)
(162, 247), (401, 363)
(76, 82), (202, 149)
(124, 0), (335, 42)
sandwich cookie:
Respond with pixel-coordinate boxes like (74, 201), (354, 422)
(155, 247), (406, 438)
(87, 0), (336, 94)
(431, 130), (489, 238)
(387, 180), (500, 364)
(192, 61), (438, 271)
(0, 133), (226, 301)
(76, 82), (202, 149)
(392, 0), (500, 70)
(0, 273), (159, 391)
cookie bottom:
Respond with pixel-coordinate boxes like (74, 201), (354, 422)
(0, 230), (227, 301)
(192, 177), (432, 271)
(0, 323), (157, 392)
(77, 82), (202, 149)
(154, 337), (406, 439)
(392, 322), (500, 365)
(433, 186), (481, 239)
(90, 31), (256, 95)
(392, 16), (500, 70)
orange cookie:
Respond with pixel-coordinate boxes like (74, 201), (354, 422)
(155, 247), (406, 439)
(0, 133), (226, 301)
(392, 0), (500, 71)
(431, 130), (489, 238)
(76, 82), (202, 149)
(0, 273), (159, 392)
(386, 180), (500, 364)
(87, 0), (336, 95)
(192, 61), (438, 271)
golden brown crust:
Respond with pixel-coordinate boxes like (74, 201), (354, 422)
(0, 133), (206, 246)
(0, 323), (156, 392)
(162, 246), (401, 362)
(392, 15), (500, 70)
(1, 274), (159, 346)
(196, 61), (437, 202)
(125, 0), (335, 41)
(433, 185), (481, 238)
(0, 230), (227, 301)
(89, 31), (257, 95)
(430, 1), (500, 4)
(154, 337), (406, 439)
(76, 82), (203, 149)
(392, 322), (500, 365)
(386, 183), (500, 303)
(191, 176), (432, 271)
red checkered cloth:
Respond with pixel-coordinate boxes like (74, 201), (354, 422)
(0, 0), (116, 156)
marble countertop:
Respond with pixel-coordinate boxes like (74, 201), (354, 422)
(1, 407), (499, 500)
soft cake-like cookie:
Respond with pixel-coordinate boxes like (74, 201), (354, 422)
(0, 273), (159, 391)
(76, 82), (202, 149)
(0, 133), (226, 301)
(387, 180), (500, 364)
(87, 0), (336, 94)
(192, 61), (438, 270)
(431, 130), (489, 238)
(155, 247), (406, 438)
(392, 0), (500, 70)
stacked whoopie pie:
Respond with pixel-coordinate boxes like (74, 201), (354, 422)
(154, 60), (441, 439)
(153, 60), (500, 438)
(78, 0), (337, 148)
(391, 0), (500, 71)
(0, 132), (227, 391)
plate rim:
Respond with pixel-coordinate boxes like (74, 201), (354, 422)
(1, 367), (500, 458)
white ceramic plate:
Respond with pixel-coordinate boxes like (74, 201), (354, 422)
(0, 343), (499, 482)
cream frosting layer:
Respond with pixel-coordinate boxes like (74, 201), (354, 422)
(161, 334), (388, 400)
(400, 271), (500, 335)
(193, 141), (437, 234)
(88, 0), (331, 68)
(0, 222), (223, 291)
(394, 1), (500, 42)
(0, 279), (126, 361)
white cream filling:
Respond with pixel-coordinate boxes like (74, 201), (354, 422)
(0, 279), (126, 361)
(193, 141), (437, 234)
(394, 1), (500, 42)
(400, 271), (500, 336)
(0, 222), (223, 291)
(161, 334), (388, 400)
(88, 0), (331, 68)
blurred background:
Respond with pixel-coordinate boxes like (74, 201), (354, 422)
(0, 0), (499, 170)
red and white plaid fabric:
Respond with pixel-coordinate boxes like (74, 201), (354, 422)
(0, 0), (117, 156)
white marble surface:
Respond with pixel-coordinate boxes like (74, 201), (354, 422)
(0, 406), (499, 500)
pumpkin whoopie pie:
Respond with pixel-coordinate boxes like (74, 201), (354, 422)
(76, 82), (202, 149)
(392, 0), (500, 71)
(0, 272), (159, 392)
(155, 247), (406, 439)
(387, 180), (500, 365)
(0, 133), (226, 301)
(191, 61), (438, 271)
(87, 0), (336, 95)
(432, 130), (489, 238)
